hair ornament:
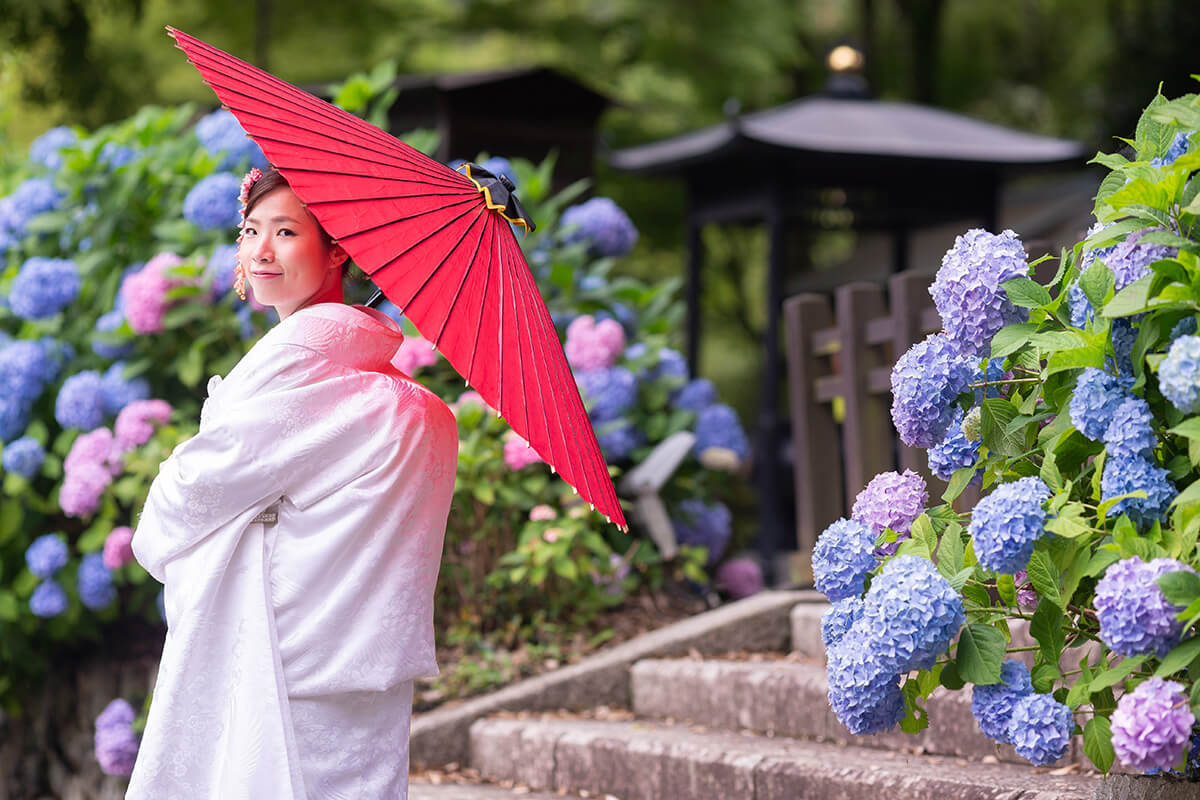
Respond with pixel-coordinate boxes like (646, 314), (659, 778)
(232, 167), (262, 301)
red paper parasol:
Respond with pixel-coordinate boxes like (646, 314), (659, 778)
(168, 27), (627, 531)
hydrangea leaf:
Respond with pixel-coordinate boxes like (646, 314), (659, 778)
(911, 514), (938, 560)
(1002, 277), (1052, 309)
(956, 623), (1006, 684)
(1189, 680), (1200, 720)
(1156, 569), (1200, 608)
(1154, 636), (1200, 677)
(1027, 551), (1063, 609)
(980, 398), (1026, 457)
(1089, 655), (1145, 691)
(1030, 601), (1066, 664)
(1046, 505), (1094, 542)
(937, 522), (966, 580)
(1083, 716), (1115, 774)
(1044, 344), (1106, 376)
(943, 466), (976, 503)
(1079, 262), (1115, 310)
(0, 591), (17, 622)
(990, 322), (1038, 360)
(939, 660), (965, 690)
(997, 573), (1017, 607)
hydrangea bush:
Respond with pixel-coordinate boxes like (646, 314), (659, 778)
(812, 89), (1200, 776)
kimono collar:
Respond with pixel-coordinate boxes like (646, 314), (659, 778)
(272, 302), (407, 373)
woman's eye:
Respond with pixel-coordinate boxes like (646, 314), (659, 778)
(242, 228), (257, 236)
(278, 228), (295, 237)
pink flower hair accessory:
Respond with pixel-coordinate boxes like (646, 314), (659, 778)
(233, 167), (263, 301)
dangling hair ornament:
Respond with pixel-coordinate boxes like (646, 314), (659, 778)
(233, 167), (262, 300)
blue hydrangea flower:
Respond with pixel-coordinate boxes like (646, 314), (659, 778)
(1110, 317), (1139, 378)
(1101, 453), (1175, 530)
(560, 197), (639, 258)
(99, 142), (136, 170)
(38, 338), (72, 383)
(3, 436), (45, 479)
(0, 396), (31, 443)
(1078, 220), (1120, 273)
(851, 470), (928, 536)
(477, 157), (516, 188)
(595, 420), (644, 462)
(1111, 677), (1194, 772)
(1151, 132), (1192, 167)
(576, 366), (638, 422)
(25, 534), (68, 579)
(930, 228), (1029, 356)
(825, 629), (905, 735)
(577, 274), (606, 292)
(1103, 395), (1155, 459)
(1066, 280), (1093, 329)
(29, 126), (78, 170)
(890, 333), (975, 448)
(0, 339), (57, 404)
(671, 499), (731, 565)
(55, 370), (106, 431)
(93, 311), (134, 360)
(693, 403), (750, 462)
(30, 580), (68, 618)
(648, 348), (688, 382)
(1102, 230), (1175, 291)
(8, 257), (81, 320)
(194, 110), (268, 170)
(78, 553), (116, 610)
(857, 555), (965, 671)
(1170, 317), (1198, 342)
(974, 358), (1006, 403)
(1, 177), (65, 245)
(594, 303), (637, 335)
(99, 362), (150, 417)
(1007, 693), (1074, 765)
(1160, 334), (1200, 414)
(971, 659), (1033, 744)
(673, 378), (717, 412)
(928, 408), (981, 481)
(968, 476), (1050, 574)
(207, 243), (240, 298)
(183, 172), (242, 230)
(235, 304), (258, 341)
(821, 596), (863, 648)
(812, 518), (877, 602)
(1095, 556), (1194, 657)
(1069, 368), (1130, 441)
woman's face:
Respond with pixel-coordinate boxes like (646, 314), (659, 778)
(239, 186), (346, 319)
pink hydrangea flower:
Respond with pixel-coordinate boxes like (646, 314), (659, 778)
(457, 391), (488, 410)
(529, 504), (556, 521)
(114, 399), (172, 451)
(504, 434), (542, 470)
(102, 526), (135, 570)
(393, 335), (439, 375)
(65, 428), (122, 476)
(60, 462), (113, 518)
(716, 556), (765, 600)
(565, 316), (625, 370)
(120, 253), (183, 334)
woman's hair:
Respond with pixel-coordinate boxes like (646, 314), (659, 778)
(244, 165), (347, 272)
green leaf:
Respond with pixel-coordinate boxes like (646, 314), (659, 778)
(939, 661), (965, 690)
(1044, 345), (1106, 375)
(1169, 418), (1200, 440)
(937, 523), (965, 580)
(956, 623), (1006, 684)
(1039, 453), (1063, 493)
(1030, 601), (1066, 664)
(1045, 502), (1092, 539)
(1156, 637), (1200, 677)
(1157, 570), (1200, 608)
(1079, 261), (1115, 310)
(1027, 550), (1063, 609)
(943, 466), (977, 503)
(1083, 716), (1115, 774)
(990, 323), (1038, 359)
(996, 573), (1018, 607)
(911, 514), (938, 561)
(1090, 655), (1145, 691)
(980, 398), (1026, 457)
(1190, 680), (1200, 720)
(0, 591), (18, 622)
(1002, 277), (1051, 308)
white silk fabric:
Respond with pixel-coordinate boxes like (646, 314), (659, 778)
(128, 303), (458, 799)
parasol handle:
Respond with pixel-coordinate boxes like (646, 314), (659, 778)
(364, 287), (385, 309)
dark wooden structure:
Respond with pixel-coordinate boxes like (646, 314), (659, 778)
(608, 89), (1086, 583)
(384, 66), (611, 191)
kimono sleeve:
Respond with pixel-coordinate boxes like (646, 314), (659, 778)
(132, 343), (405, 582)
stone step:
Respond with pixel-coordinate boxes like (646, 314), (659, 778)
(789, 601), (828, 657)
(629, 657), (1067, 765)
(409, 780), (591, 799)
(468, 716), (1100, 800)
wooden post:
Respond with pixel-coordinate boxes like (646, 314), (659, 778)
(783, 294), (843, 556)
(836, 283), (894, 501)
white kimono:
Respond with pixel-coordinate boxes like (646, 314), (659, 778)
(128, 303), (457, 800)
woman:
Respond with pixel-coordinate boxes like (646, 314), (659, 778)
(128, 167), (458, 799)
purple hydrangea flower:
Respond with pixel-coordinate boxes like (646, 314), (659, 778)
(1102, 229), (1175, 291)
(693, 403), (750, 462)
(30, 580), (68, 618)
(8, 257), (80, 320)
(25, 534), (68, 578)
(183, 172), (242, 230)
(3, 436), (45, 478)
(1095, 557), (1194, 657)
(1007, 693), (1074, 765)
(967, 476), (1050, 574)
(94, 698), (140, 777)
(715, 556), (764, 600)
(825, 629), (905, 735)
(29, 126), (77, 170)
(971, 659), (1034, 744)
(595, 420), (644, 462)
(890, 333), (975, 447)
(821, 596), (863, 648)
(851, 470), (928, 536)
(576, 366), (638, 422)
(194, 109), (268, 171)
(673, 378), (717, 412)
(206, 243), (240, 298)
(1078, 221), (1121, 274)
(671, 499), (731, 565)
(812, 518), (876, 602)
(55, 370), (106, 431)
(1101, 453), (1175, 530)
(930, 228), (1029, 356)
(99, 362), (150, 417)
(856, 555), (965, 671)
(1013, 569), (1039, 609)
(92, 311), (134, 360)
(560, 197), (638, 258)
(78, 552), (116, 610)
(927, 408), (981, 481)
(1069, 368), (1130, 441)
(1103, 395), (1155, 459)
(1111, 677), (1194, 772)
(1160, 334), (1200, 414)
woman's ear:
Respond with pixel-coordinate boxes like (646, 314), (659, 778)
(329, 243), (349, 270)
